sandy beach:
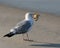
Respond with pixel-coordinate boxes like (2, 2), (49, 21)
(0, 5), (60, 48)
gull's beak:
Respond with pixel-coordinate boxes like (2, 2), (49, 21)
(33, 13), (40, 21)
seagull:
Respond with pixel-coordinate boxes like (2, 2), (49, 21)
(3, 12), (40, 41)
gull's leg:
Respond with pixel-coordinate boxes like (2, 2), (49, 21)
(24, 33), (34, 41)
(22, 34), (25, 40)
(22, 33), (29, 41)
(26, 33), (29, 40)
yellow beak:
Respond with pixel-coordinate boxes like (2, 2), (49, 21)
(33, 13), (40, 21)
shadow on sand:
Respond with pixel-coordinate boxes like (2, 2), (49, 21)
(25, 40), (60, 47)
(30, 43), (60, 47)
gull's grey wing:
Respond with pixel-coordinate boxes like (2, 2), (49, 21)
(16, 20), (26, 26)
(3, 20), (32, 37)
(14, 20), (32, 34)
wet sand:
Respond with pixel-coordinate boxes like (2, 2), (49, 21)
(0, 5), (60, 48)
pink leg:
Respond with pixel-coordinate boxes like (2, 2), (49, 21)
(22, 33), (34, 41)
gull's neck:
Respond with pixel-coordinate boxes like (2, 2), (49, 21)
(25, 13), (34, 24)
(25, 13), (33, 20)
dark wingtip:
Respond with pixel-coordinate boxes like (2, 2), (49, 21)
(3, 34), (12, 37)
(3, 32), (15, 37)
(3, 35), (7, 37)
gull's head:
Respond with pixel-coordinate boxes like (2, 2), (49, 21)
(25, 12), (40, 21)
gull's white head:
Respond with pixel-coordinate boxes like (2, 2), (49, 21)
(25, 12), (40, 21)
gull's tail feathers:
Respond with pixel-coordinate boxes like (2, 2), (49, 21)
(3, 32), (15, 37)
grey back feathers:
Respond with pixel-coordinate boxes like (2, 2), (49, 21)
(15, 20), (31, 34)
(3, 20), (32, 37)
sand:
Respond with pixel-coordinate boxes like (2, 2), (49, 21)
(0, 5), (60, 48)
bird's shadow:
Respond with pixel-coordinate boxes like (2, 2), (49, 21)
(26, 40), (60, 47)
(30, 43), (60, 47)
